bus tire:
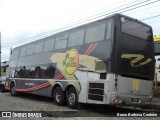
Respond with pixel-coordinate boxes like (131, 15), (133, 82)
(67, 87), (78, 109)
(54, 86), (65, 106)
(10, 83), (18, 96)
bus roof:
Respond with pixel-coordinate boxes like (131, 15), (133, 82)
(154, 36), (160, 42)
(12, 13), (151, 50)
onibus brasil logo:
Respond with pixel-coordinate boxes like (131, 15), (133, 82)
(63, 49), (79, 75)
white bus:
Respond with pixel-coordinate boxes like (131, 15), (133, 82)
(6, 13), (155, 109)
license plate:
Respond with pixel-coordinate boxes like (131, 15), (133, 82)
(131, 98), (139, 103)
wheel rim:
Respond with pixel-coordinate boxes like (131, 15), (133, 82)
(11, 86), (16, 95)
(55, 90), (61, 102)
(68, 93), (76, 105)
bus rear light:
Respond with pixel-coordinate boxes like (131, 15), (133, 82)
(115, 74), (118, 78)
(114, 83), (117, 87)
(114, 74), (118, 90)
(115, 74), (118, 82)
(115, 78), (118, 82)
(112, 99), (124, 103)
(145, 101), (151, 104)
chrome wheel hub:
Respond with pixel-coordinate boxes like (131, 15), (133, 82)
(11, 86), (15, 94)
(56, 91), (61, 102)
(68, 93), (75, 105)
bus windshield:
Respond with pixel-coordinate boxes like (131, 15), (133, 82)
(121, 17), (152, 41)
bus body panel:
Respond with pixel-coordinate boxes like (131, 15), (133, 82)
(117, 76), (152, 96)
(105, 74), (152, 105)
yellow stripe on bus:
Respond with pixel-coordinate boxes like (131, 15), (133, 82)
(133, 80), (139, 90)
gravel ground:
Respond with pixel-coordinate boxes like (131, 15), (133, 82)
(0, 92), (160, 120)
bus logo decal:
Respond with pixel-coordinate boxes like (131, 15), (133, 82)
(132, 80), (139, 90)
(121, 54), (152, 67)
(63, 49), (79, 75)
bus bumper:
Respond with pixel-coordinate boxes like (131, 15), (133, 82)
(109, 92), (153, 105)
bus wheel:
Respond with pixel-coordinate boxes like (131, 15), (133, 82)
(67, 87), (78, 109)
(10, 83), (17, 96)
(54, 86), (65, 106)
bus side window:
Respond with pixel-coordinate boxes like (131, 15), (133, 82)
(13, 65), (56, 79)
(25, 66), (34, 78)
(16, 66), (25, 78)
(26, 44), (34, 56)
(43, 39), (54, 52)
(34, 66), (41, 78)
(68, 29), (84, 47)
(45, 64), (56, 78)
(54, 33), (68, 50)
(12, 49), (20, 59)
(85, 23), (105, 43)
(106, 19), (113, 40)
(34, 42), (43, 54)
(19, 47), (26, 57)
(40, 64), (56, 79)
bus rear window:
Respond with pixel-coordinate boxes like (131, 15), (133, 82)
(121, 17), (152, 41)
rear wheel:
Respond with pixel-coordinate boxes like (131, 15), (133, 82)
(54, 86), (65, 106)
(10, 83), (17, 96)
(67, 87), (78, 109)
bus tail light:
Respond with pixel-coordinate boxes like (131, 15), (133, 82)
(112, 99), (125, 104)
(115, 78), (118, 82)
(114, 74), (118, 91)
(114, 83), (117, 87)
(145, 101), (151, 104)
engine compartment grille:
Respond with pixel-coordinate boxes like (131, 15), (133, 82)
(88, 83), (104, 101)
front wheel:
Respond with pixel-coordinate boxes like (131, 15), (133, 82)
(67, 87), (78, 109)
(10, 83), (17, 96)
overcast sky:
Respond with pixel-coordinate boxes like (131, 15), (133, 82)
(0, 0), (160, 62)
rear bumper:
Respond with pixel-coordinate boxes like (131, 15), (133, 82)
(110, 92), (153, 105)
